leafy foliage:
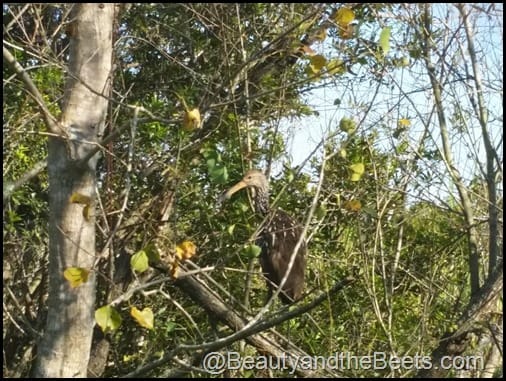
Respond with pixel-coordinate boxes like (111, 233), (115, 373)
(3, 3), (502, 378)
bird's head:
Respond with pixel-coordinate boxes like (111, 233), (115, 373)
(220, 169), (269, 201)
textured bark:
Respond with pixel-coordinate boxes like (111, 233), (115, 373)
(33, 4), (115, 377)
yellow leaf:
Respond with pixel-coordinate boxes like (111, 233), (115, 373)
(350, 163), (365, 174)
(70, 192), (92, 205)
(344, 199), (362, 212)
(398, 118), (411, 127)
(176, 240), (197, 260)
(63, 267), (90, 288)
(170, 263), (180, 279)
(308, 54), (327, 74)
(130, 307), (154, 330)
(335, 7), (355, 28)
(350, 172), (362, 182)
(175, 246), (184, 261)
(95, 305), (122, 333)
(183, 108), (201, 131)
(83, 204), (91, 221)
(349, 163), (365, 182)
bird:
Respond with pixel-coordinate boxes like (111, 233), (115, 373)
(221, 169), (306, 304)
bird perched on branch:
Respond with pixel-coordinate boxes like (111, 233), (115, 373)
(221, 169), (306, 304)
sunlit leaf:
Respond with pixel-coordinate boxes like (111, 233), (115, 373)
(131, 307), (154, 330)
(70, 193), (93, 221)
(308, 54), (327, 74)
(131, 250), (149, 273)
(227, 224), (236, 235)
(242, 244), (262, 259)
(95, 305), (122, 333)
(70, 192), (92, 205)
(183, 108), (201, 131)
(335, 7), (355, 27)
(63, 267), (90, 288)
(398, 118), (411, 127)
(351, 173), (362, 182)
(176, 240), (197, 260)
(339, 117), (356, 133)
(170, 262), (180, 279)
(379, 27), (391, 57)
(344, 199), (362, 212)
(349, 163), (365, 182)
(83, 205), (91, 221)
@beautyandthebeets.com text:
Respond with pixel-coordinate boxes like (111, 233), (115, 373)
(202, 351), (484, 375)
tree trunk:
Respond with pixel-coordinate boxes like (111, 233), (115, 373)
(33, 4), (115, 377)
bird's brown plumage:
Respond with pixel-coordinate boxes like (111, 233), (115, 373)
(222, 169), (306, 304)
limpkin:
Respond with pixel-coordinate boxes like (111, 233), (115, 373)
(221, 169), (306, 304)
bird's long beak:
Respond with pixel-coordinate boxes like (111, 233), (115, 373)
(220, 180), (248, 202)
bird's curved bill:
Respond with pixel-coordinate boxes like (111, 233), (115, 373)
(219, 180), (248, 202)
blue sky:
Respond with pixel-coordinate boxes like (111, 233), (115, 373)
(282, 3), (503, 204)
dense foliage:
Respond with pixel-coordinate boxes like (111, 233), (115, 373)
(3, 3), (502, 377)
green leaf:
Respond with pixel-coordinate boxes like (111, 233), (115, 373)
(209, 164), (228, 184)
(206, 157), (216, 169)
(131, 250), (150, 273)
(349, 163), (365, 182)
(164, 320), (177, 333)
(242, 244), (262, 259)
(95, 305), (122, 333)
(144, 244), (160, 263)
(379, 27), (391, 57)
(315, 205), (327, 220)
(339, 117), (356, 133)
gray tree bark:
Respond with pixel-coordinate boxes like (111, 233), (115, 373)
(33, 4), (115, 377)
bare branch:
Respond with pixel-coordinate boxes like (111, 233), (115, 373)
(3, 45), (61, 134)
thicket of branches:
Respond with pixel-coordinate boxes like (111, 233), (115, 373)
(3, 3), (502, 378)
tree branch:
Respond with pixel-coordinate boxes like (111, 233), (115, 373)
(122, 274), (355, 377)
(416, 265), (503, 378)
(3, 46), (61, 135)
(3, 160), (47, 203)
